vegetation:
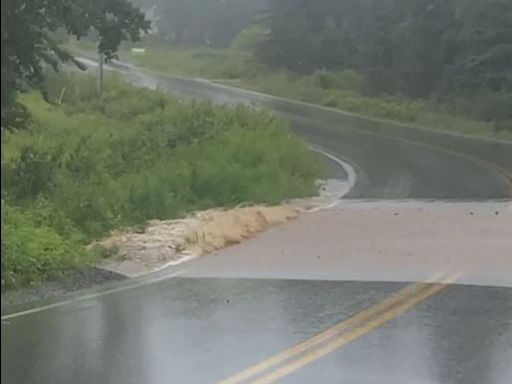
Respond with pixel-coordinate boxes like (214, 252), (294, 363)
(1, 0), (149, 130)
(1, 74), (323, 288)
(101, 46), (509, 140)
(256, 0), (512, 132)
(1, 0), (510, 289)
(102, 0), (512, 139)
(130, 0), (269, 47)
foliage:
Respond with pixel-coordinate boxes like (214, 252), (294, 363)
(256, 0), (512, 111)
(1, 74), (323, 288)
(232, 25), (269, 52)
(132, 0), (269, 47)
(1, 202), (89, 289)
(1, 0), (150, 129)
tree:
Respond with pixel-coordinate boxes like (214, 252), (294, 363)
(147, 0), (268, 47)
(1, 0), (150, 129)
(256, 0), (511, 101)
(451, 0), (512, 92)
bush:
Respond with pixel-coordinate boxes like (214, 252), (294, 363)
(232, 25), (268, 52)
(1, 74), (323, 288)
(312, 70), (364, 92)
(449, 91), (512, 122)
(321, 91), (424, 122)
(1, 203), (90, 289)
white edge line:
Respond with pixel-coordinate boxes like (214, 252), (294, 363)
(1, 147), (353, 321)
(1, 270), (184, 321)
(125, 254), (200, 278)
(307, 145), (357, 212)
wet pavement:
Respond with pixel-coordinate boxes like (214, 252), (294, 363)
(2, 61), (511, 384)
(2, 278), (511, 384)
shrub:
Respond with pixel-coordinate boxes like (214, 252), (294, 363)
(232, 25), (268, 53)
(1, 202), (90, 289)
(1, 74), (323, 288)
(318, 90), (424, 122)
(449, 91), (512, 122)
(312, 69), (364, 92)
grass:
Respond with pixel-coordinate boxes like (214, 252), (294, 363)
(1, 72), (323, 289)
(75, 40), (511, 141)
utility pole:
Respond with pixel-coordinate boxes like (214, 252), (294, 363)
(98, 52), (104, 96)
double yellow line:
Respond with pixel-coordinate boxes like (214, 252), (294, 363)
(218, 272), (460, 384)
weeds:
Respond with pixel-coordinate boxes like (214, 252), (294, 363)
(1, 73), (323, 288)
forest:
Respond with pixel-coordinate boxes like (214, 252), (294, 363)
(131, 0), (512, 129)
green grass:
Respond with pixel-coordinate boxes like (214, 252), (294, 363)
(123, 47), (263, 80)
(1, 73), (323, 289)
(95, 43), (511, 141)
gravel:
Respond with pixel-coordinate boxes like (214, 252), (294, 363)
(1, 267), (126, 312)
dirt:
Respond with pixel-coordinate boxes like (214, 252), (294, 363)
(179, 201), (512, 287)
(97, 179), (348, 277)
(97, 205), (300, 277)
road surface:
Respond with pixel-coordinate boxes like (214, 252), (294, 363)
(2, 62), (511, 384)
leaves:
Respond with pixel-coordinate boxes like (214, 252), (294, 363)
(256, 0), (512, 99)
(1, 0), (150, 128)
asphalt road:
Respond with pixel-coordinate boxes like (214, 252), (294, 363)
(104, 62), (512, 200)
(2, 62), (511, 384)
(2, 279), (511, 384)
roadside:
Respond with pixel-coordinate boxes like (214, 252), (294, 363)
(1, 72), (324, 297)
(96, 178), (349, 277)
(67, 42), (512, 142)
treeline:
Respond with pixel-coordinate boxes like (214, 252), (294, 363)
(256, 0), (512, 122)
(131, 0), (511, 125)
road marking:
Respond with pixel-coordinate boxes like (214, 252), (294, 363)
(249, 272), (460, 384)
(218, 271), (454, 384)
(306, 145), (357, 212)
(1, 270), (184, 321)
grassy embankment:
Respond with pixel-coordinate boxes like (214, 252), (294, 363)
(67, 38), (511, 141)
(1, 73), (323, 289)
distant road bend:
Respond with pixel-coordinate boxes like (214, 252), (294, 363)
(96, 58), (512, 201)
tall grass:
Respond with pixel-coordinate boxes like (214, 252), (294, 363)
(1, 73), (323, 288)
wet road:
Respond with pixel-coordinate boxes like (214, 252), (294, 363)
(2, 62), (512, 383)
(2, 278), (511, 384)
(102, 62), (512, 200)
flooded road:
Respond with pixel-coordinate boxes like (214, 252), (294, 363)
(2, 60), (511, 384)
(2, 279), (511, 384)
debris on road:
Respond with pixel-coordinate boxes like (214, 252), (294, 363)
(96, 179), (347, 277)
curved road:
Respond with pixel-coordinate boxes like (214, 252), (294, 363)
(110, 63), (512, 200)
(2, 62), (512, 384)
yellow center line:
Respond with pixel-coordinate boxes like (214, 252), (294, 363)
(250, 272), (461, 384)
(218, 271), (450, 384)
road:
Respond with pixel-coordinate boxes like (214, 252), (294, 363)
(2, 62), (512, 384)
